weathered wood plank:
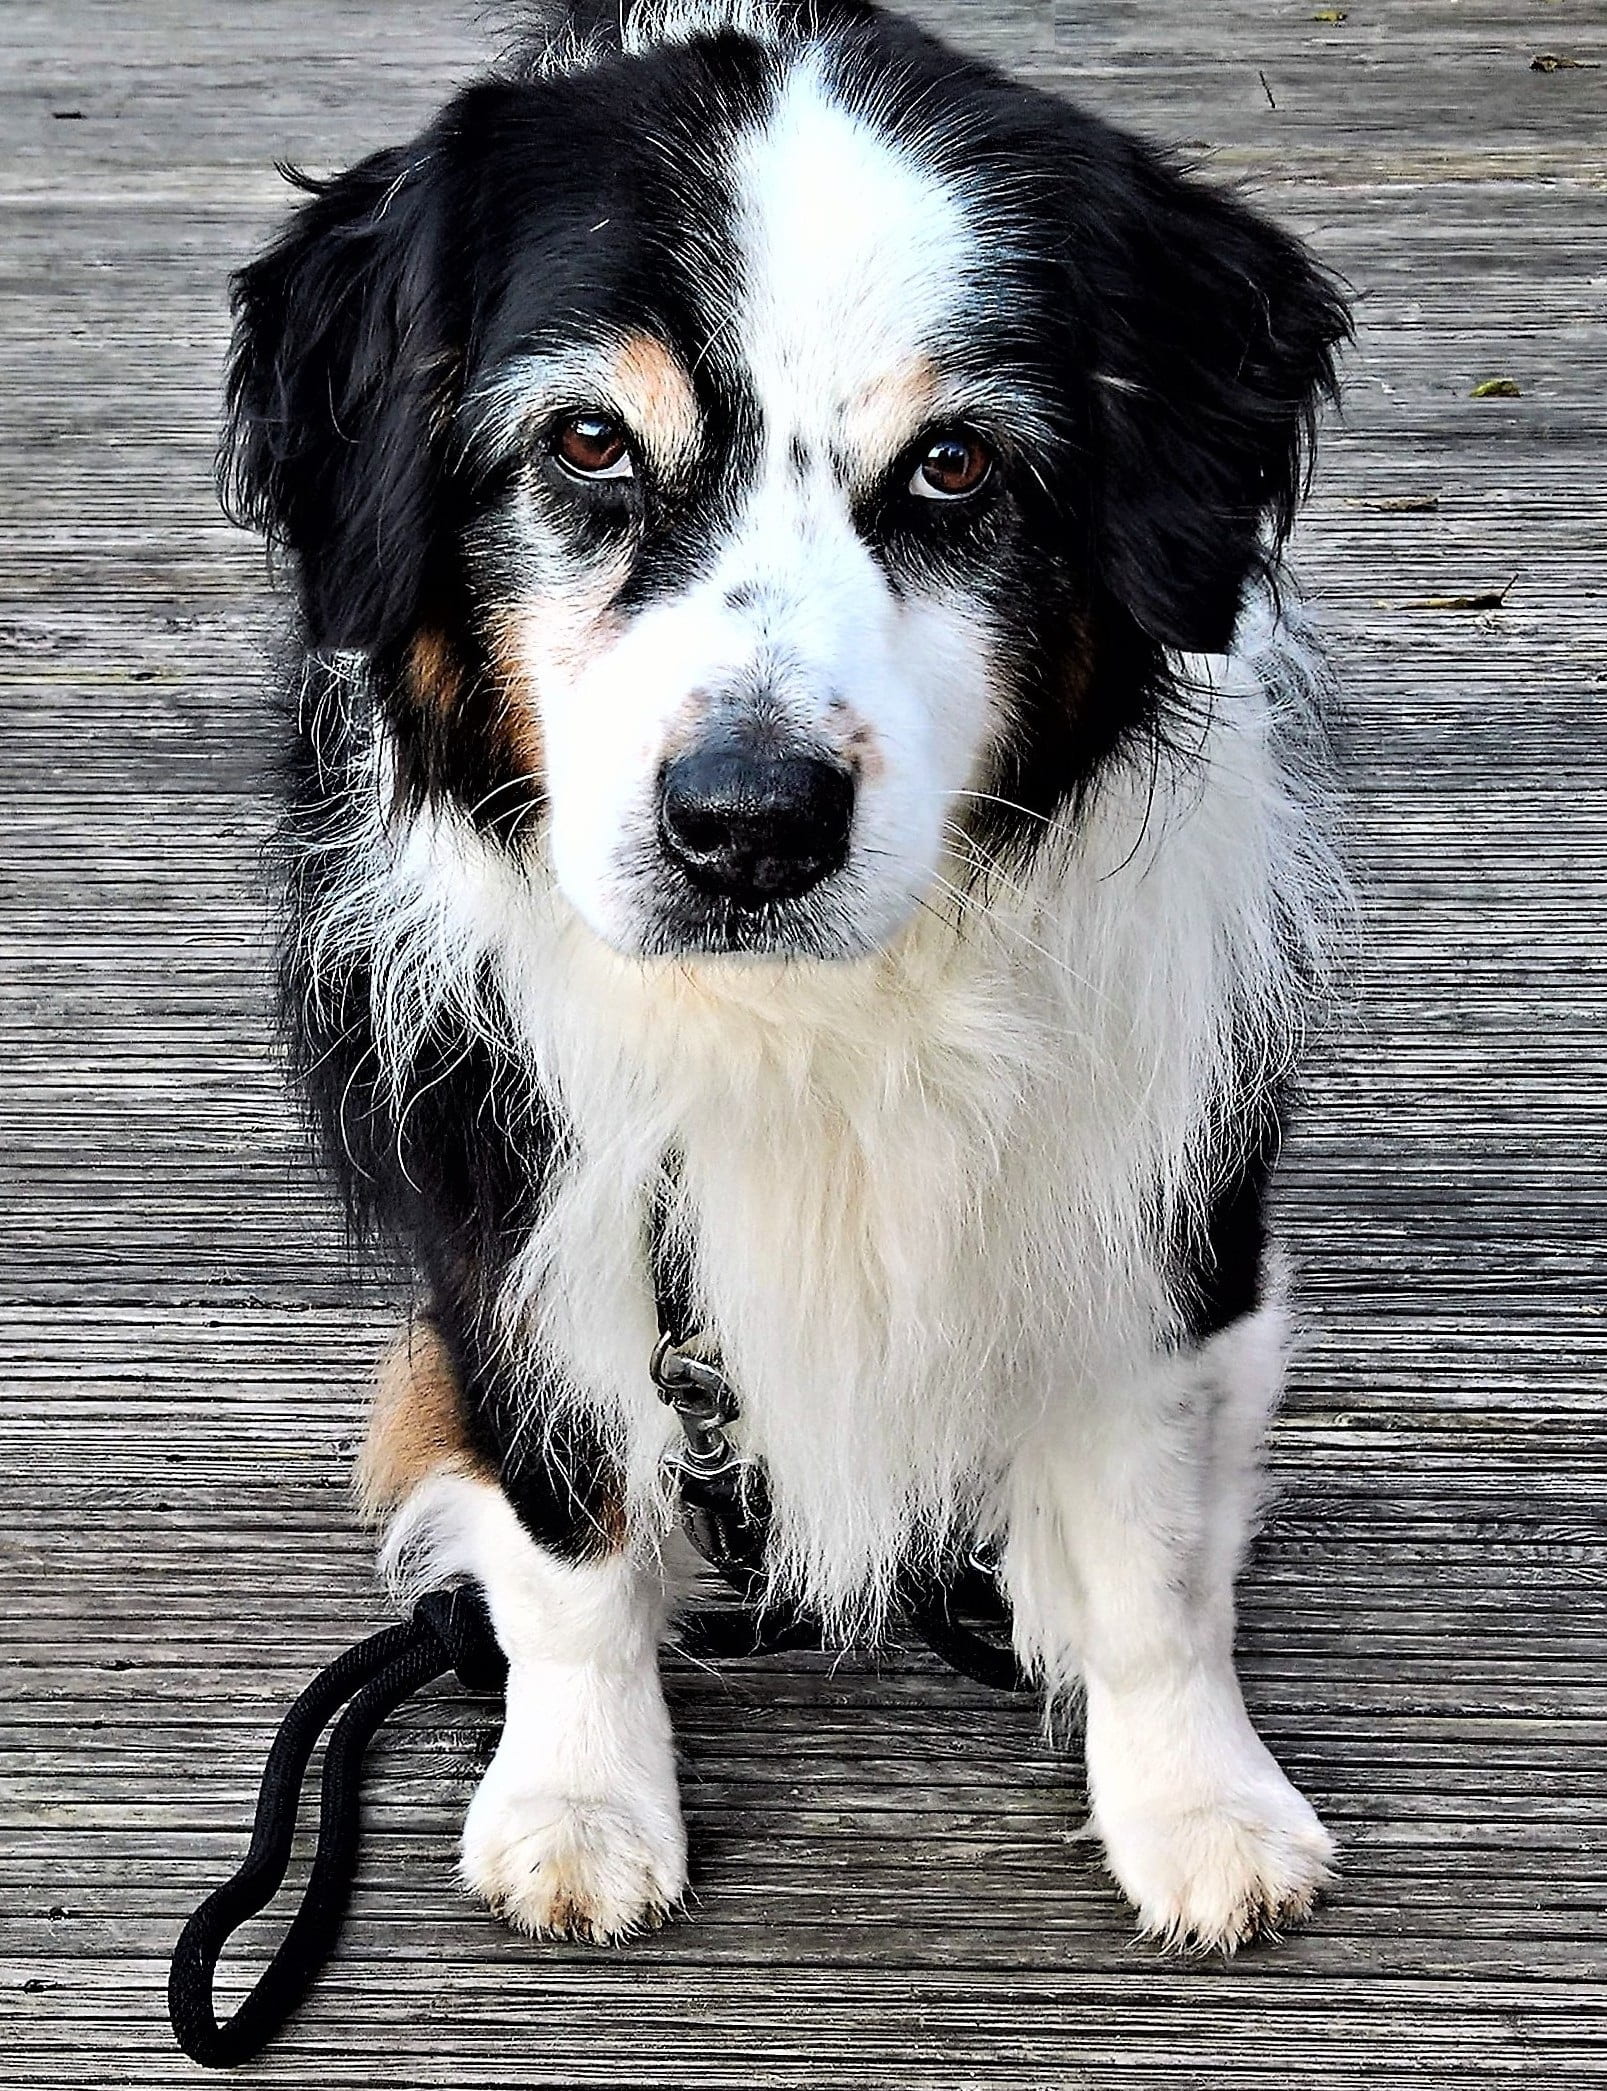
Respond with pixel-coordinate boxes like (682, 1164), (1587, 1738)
(2, 0), (1605, 2083)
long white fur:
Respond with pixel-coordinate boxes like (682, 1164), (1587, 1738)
(345, 619), (1342, 1941)
(318, 589), (1340, 1640)
(1003, 1279), (1337, 1945)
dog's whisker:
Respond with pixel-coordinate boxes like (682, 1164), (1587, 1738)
(941, 786), (1057, 829)
(464, 774), (545, 824)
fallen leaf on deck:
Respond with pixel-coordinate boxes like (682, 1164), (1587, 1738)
(1531, 53), (1601, 71)
(1344, 495), (1441, 514)
(1469, 377), (1521, 398)
(1312, 9), (1348, 21)
(1390, 575), (1519, 612)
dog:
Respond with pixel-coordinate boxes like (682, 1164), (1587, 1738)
(222, 0), (1351, 1953)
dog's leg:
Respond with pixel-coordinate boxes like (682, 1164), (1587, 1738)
(1002, 1290), (1334, 1950)
(359, 1321), (686, 1940)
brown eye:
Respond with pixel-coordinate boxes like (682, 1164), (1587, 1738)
(911, 431), (993, 501)
(552, 411), (633, 481)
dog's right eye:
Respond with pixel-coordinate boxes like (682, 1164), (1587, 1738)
(552, 412), (634, 481)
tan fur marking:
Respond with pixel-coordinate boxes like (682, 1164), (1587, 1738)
(609, 331), (700, 466)
(842, 718), (885, 782)
(406, 628), (464, 719)
(842, 354), (941, 474)
(355, 1318), (491, 1524)
(486, 605), (548, 783)
(489, 584), (626, 781)
(595, 1481), (630, 1554)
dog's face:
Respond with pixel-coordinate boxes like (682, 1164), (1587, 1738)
(466, 55), (1020, 959)
(227, 0), (1345, 960)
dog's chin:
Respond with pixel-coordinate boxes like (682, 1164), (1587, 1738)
(638, 897), (880, 965)
(565, 873), (922, 967)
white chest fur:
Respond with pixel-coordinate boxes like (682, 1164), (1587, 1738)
(314, 609), (1337, 1630)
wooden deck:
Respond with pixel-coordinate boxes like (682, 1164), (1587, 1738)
(3, 1), (1605, 2083)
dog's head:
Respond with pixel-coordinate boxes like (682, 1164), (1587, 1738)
(225, 0), (1347, 960)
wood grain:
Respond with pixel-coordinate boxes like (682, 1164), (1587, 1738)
(2, 0), (1604, 2084)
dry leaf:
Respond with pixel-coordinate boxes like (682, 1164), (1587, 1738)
(1469, 377), (1521, 398)
(1392, 575), (1518, 612)
(1531, 53), (1601, 71)
(1343, 495), (1441, 514)
(1312, 9), (1348, 21)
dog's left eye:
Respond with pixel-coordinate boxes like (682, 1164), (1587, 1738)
(910, 432), (993, 501)
(552, 411), (634, 481)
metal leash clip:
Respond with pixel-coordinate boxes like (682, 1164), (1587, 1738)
(650, 1331), (745, 1485)
(650, 1331), (769, 1579)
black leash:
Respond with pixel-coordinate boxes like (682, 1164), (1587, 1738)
(167, 1586), (505, 2070)
(169, 1204), (1029, 2070)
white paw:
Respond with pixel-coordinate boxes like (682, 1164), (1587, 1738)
(1094, 1761), (1335, 1952)
(461, 1764), (688, 1942)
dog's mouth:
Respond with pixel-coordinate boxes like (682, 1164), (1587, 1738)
(635, 880), (879, 963)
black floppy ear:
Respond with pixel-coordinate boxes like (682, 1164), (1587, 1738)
(220, 145), (452, 651)
(1078, 143), (1350, 654)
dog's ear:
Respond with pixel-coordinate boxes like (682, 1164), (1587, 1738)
(1074, 142), (1350, 654)
(220, 146), (452, 651)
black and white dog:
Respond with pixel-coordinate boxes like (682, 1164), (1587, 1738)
(225, 0), (1351, 1952)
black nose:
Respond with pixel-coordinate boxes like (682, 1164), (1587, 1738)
(659, 741), (855, 905)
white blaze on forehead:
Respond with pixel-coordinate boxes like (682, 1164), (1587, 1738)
(501, 53), (1008, 965)
(732, 59), (974, 462)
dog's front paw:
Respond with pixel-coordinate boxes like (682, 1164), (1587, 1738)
(1084, 1688), (1335, 1952)
(461, 1765), (688, 1941)
(1093, 1761), (1335, 1952)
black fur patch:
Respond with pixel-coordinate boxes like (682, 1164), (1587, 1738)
(1176, 1103), (1284, 1346)
(277, 659), (618, 1555)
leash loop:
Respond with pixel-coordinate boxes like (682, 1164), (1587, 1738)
(166, 1587), (503, 2070)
